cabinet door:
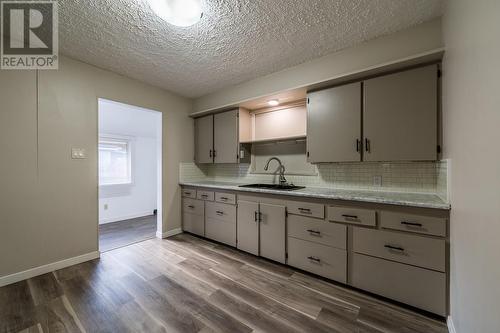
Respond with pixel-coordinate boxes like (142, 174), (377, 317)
(363, 65), (438, 161)
(214, 110), (238, 163)
(237, 200), (259, 255)
(307, 82), (361, 162)
(259, 203), (286, 264)
(195, 115), (214, 163)
(183, 212), (205, 236)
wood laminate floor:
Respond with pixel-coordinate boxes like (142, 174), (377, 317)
(0, 233), (448, 333)
(99, 215), (156, 252)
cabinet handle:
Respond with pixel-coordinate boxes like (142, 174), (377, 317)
(213, 150), (217, 157)
(307, 256), (321, 262)
(258, 211), (263, 222)
(307, 229), (321, 235)
(342, 214), (358, 220)
(356, 139), (361, 152)
(254, 211), (258, 222)
(209, 149), (213, 158)
(184, 192), (191, 195)
(401, 221), (423, 227)
(365, 138), (370, 153)
(220, 197), (228, 201)
(384, 245), (405, 252)
(298, 208), (312, 214)
(188, 205), (195, 209)
(201, 194), (208, 198)
(216, 210), (224, 215)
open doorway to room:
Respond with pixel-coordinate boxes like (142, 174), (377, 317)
(98, 99), (162, 252)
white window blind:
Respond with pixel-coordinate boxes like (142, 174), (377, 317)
(99, 137), (132, 185)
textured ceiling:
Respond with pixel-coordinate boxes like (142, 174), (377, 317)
(59, 0), (444, 98)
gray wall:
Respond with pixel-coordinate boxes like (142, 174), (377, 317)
(0, 56), (193, 279)
(443, 1), (500, 332)
(193, 19), (443, 113)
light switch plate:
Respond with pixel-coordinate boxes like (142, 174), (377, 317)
(71, 148), (86, 159)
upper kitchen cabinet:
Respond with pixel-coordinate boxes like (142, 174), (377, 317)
(195, 114), (214, 164)
(307, 82), (362, 163)
(194, 108), (251, 164)
(363, 65), (438, 161)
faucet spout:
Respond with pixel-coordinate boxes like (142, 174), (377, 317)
(264, 157), (287, 185)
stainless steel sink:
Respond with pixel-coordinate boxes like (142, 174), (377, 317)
(239, 183), (305, 191)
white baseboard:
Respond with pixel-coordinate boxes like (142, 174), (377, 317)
(99, 211), (155, 224)
(156, 228), (183, 239)
(0, 251), (100, 287)
(447, 316), (457, 333)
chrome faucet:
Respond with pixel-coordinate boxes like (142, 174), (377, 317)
(264, 157), (287, 185)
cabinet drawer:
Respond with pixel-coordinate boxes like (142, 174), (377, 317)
(288, 215), (346, 250)
(287, 201), (324, 219)
(215, 192), (236, 205)
(181, 188), (196, 199)
(206, 217), (236, 247)
(380, 211), (447, 237)
(197, 190), (214, 201)
(287, 237), (347, 283)
(206, 202), (236, 223)
(328, 206), (376, 226)
(182, 212), (205, 236)
(353, 228), (445, 272)
(351, 253), (446, 316)
(182, 198), (204, 216)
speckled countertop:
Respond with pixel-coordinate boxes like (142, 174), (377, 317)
(179, 181), (450, 210)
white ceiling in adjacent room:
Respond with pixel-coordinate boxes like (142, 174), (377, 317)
(59, 0), (444, 98)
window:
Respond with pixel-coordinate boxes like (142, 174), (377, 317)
(99, 137), (132, 185)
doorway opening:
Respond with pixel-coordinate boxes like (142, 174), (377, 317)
(98, 98), (162, 252)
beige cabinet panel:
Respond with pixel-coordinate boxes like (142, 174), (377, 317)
(288, 237), (347, 283)
(351, 253), (446, 316)
(182, 198), (204, 216)
(215, 192), (236, 205)
(195, 115), (214, 164)
(328, 206), (376, 226)
(353, 227), (446, 272)
(206, 201), (236, 222)
(287, 201), (325, 219)
(182, 212), (205, 236)
(363, 65), (438, 161)
(237, 200), (259, 256)
(259, 203), (286, 264)
(196, 190), (214, 201)
(380, 211), (447, 237)
(214, 110), (239, 163)
(288, 215), (346, 250)
(181, 188), (197, 199)
(307, 82), (361, 162)
(205, 202), (236, 247)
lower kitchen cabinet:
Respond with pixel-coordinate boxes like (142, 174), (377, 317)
(182, 198), (205, 236)
(205, 201), (237, 246)
(236, 200), (259, 255)
(351, 253), (446, 316)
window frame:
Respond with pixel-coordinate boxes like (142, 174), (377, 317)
(98, 134), (134, 187)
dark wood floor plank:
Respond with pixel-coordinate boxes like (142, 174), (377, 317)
(177, 259), (335, 333)
(117, 300), (168, 333)
(27, 273), (63, 306)
(99, 215), (156, 252)
(117, 273), (207, 333)
(35, 296), (84, 333)
(149, 274), (252, 333)
(0, 280), (37, 333)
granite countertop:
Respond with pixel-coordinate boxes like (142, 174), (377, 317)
(179, 181), (451, 210)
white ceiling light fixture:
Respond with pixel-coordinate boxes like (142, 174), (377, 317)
(146, 0), (203, 27)
(267, 99), (280, 106)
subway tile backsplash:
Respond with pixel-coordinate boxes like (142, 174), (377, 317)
(180, 160), (448, 201)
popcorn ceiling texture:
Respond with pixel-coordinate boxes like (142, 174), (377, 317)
(59, 0), (444, 98)
(180, 160), (449, 200)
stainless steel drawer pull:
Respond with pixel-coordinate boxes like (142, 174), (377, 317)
(216, 210), (224, 215)
(184, 192), (191, 195)
(342, 214), (358, 219)
(220, 197), (228, 201)
(384, 245), (405, 252)
(254, 211), (258, 222)
(188, 205), (195, 209)
(298, 208), (312, 213)
(306, 229), (321, 235)
(307, 256), (321, 262)
(401, 221), (423, 227)
(201, 194), (208, 198)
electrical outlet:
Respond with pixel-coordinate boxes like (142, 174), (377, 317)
(104, 204), (108, 210)
(71, 148), (86, 159)
(373, 176), (382, 187)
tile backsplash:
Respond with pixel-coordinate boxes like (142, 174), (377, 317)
(180, 160), (448, 200)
